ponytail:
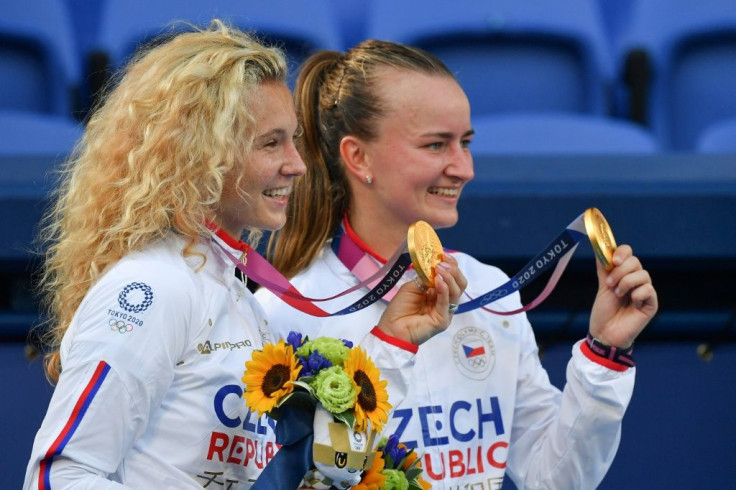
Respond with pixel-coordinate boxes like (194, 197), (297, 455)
(269, 52), (350, 278)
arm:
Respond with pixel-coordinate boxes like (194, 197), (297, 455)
(507, 329), (635, 489)
(367, 255), (466, 409)
(507, 245), (657, 489)
(24, 261), (194, 489)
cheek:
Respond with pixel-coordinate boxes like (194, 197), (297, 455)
(220, 179), (240, 206)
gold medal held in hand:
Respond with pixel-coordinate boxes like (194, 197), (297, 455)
(584, 207), (618, 271)
(408, 221), (445, 288)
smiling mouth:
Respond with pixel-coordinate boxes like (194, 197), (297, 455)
(428, 187), (460, 197)
(263, 186), (292, 198)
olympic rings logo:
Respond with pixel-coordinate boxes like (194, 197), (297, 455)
(118, 282), (154, 313)
(467, 357), (487, 368)
(109, 318), (133, 334)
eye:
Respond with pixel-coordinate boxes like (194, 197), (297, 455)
(426, 142), (443, 151)
(461, 138), (472, 149)
(263, 139), (278, 148)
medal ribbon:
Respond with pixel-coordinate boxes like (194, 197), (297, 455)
(213, 211), (588, 317)
(330, 214), (415, 302)
(457, 213), (587, 315)
(212, 230), (413, 317)
(332, 212), (588, 316)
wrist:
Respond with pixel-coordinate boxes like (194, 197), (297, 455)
(371, 326), (419, 354)
(581, 332), (636, 370)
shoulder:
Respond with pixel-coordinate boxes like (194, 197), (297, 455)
(106, 241), (196, 290)
(83, 238), (202, 317)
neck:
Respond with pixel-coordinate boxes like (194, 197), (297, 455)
(346, 209), (407, 260)
(207, 221), (250, 252)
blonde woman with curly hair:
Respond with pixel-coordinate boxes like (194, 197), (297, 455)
(23, 21), (465, 489)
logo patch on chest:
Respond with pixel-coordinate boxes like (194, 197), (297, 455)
(452, 326), (495, 380)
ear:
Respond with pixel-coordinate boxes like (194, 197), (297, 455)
(339, 135), (371, 181)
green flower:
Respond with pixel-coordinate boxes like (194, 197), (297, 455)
(296, 337), (350, 365)
(381, 469), (409, 490)
(310, 366), (356, 413)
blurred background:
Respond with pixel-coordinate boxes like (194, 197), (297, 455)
(1, 0), (734, 488)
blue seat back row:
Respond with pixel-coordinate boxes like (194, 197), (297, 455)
(3, 0), (736, 151)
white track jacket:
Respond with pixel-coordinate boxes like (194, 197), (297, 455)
(24, 234), (414, 489)
(256, 244), (636, 490)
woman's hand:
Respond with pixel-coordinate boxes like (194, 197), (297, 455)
(589, 244), (658, 348)
(377, 254), (467, 345)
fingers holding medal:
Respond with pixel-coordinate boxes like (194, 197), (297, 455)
(376, 221), (467, 345)
(585, 208), (658, 348)
(408, 221), (467, 315)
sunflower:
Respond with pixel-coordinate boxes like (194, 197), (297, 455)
(344, 346), (391, 433)
(242, 339), (301, 416)
(352, 449), (387, 490)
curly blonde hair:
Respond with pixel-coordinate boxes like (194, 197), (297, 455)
(36, 20), (287, 382)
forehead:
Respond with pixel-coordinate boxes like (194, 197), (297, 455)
(374, 69), (470, 135)
(250, 81), (295, 130)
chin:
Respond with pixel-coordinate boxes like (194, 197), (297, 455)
(426, 213), (459, 230)
(260, 217), (287, 232)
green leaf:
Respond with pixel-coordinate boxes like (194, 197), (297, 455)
(332, 410), (356, 428)
(290, 380), (315, 396)
(408, 481), (424, 490)
(405, 468), (422, 481)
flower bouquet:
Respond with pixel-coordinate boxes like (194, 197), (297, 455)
(354, 434), (431, 490)
(243, 331), (393, 489)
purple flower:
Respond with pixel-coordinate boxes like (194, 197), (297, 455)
(286, 331), (304, 352)
(341, 339), (353, 348)
(382, 434), (407, 468)
(299, 349), (333, 377)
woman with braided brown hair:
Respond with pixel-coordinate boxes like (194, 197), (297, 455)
(257, 39), (658, 489)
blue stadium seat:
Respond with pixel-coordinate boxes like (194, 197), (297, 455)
(89, 0), (343, 96)
(0, 111), (80, 266)
(0, 111), (82, 156)
(365, 0), (614, 118)
(63, 0), (106, 58)
(696, 117), (736, 153)
(0, 0), (82, 118)
(327, 0), (369, 49)
(470, 113), (659, 155)
(596, 0), (638, 51)
(615, 0), (736, 150)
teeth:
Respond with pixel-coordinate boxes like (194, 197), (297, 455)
(263, 187), (291, 197)
(429, 187), (459, 197)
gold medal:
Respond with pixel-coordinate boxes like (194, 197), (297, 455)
(407, 221), (444, 288)
(584, 207), (617, 270)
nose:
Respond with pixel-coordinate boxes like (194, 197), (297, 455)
(445, 144), (474, 182)
(282, 143), (307, 177)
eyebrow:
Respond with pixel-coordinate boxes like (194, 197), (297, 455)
(422, 129), (475, 139)
(255, 128), (287, 140)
